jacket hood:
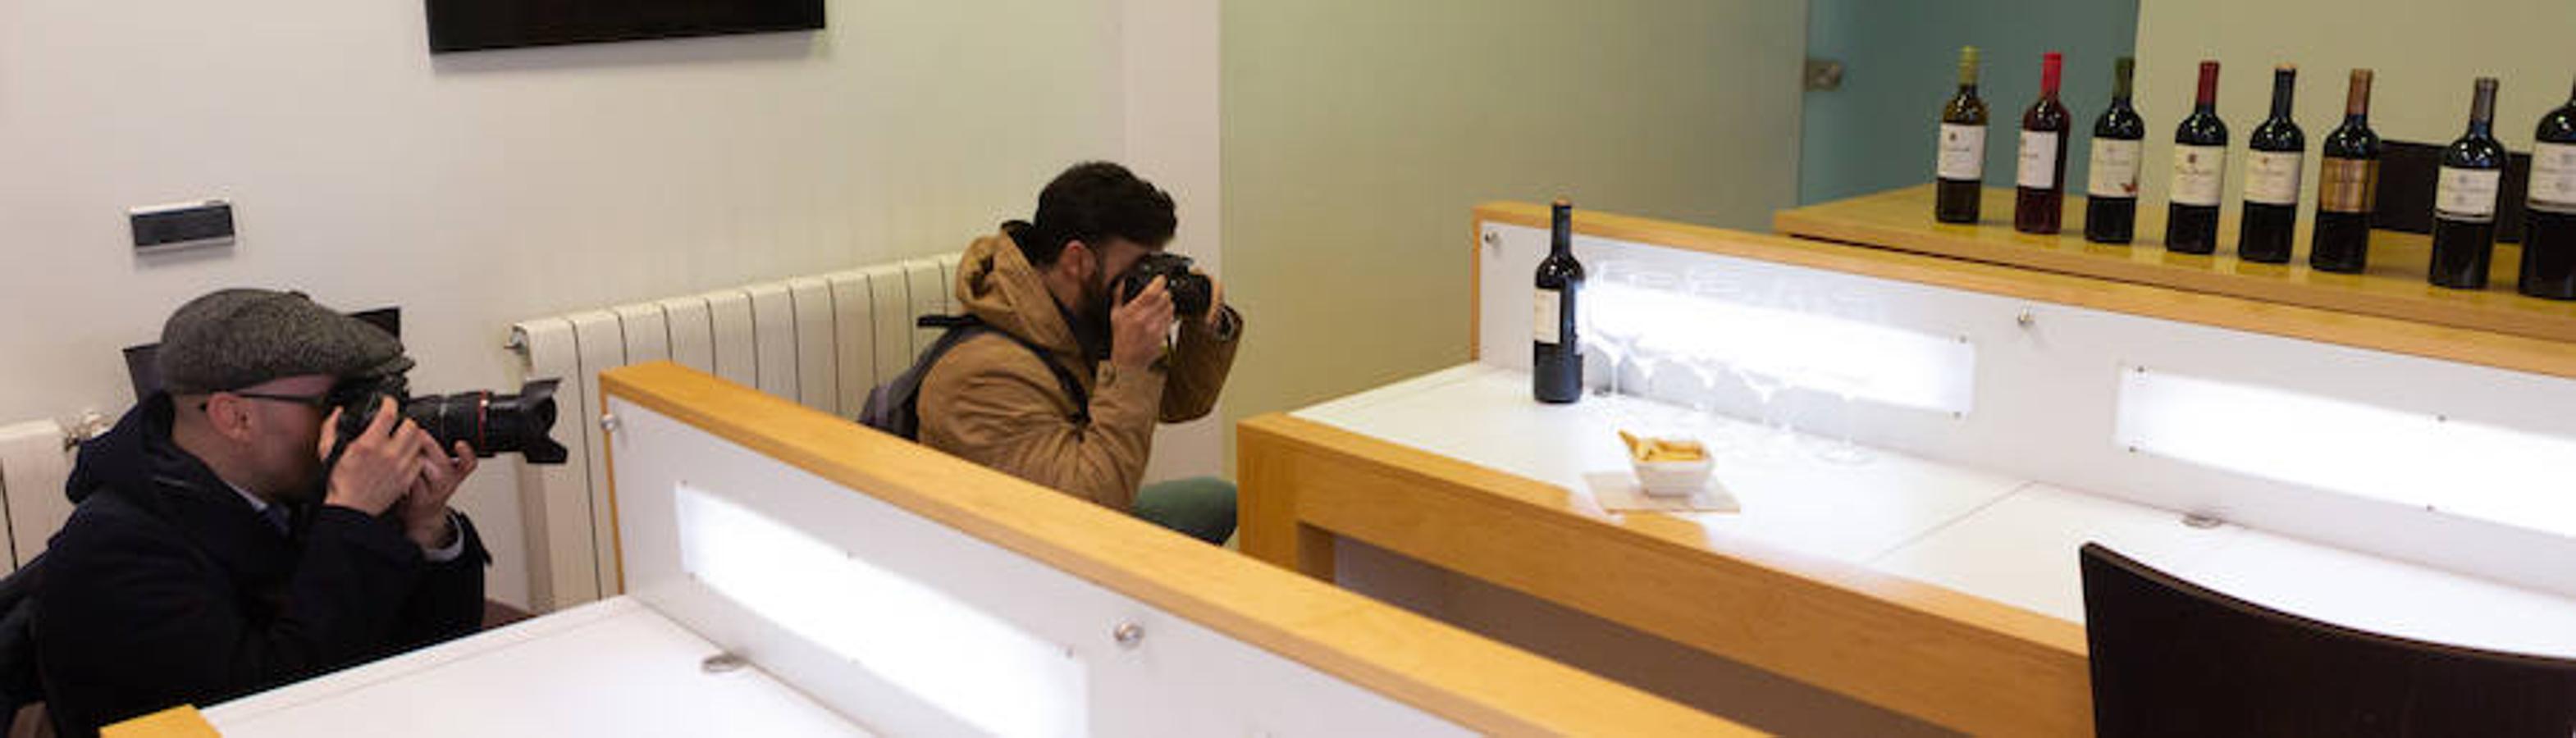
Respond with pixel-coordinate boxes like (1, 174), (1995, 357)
(66, 394), (185, 505)
(956, 227), (1090, 367)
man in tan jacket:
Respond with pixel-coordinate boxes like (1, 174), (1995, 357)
(918, 162), (1242, 544)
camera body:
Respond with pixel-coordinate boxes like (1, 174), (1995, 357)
(327, 375), (569, 465)
(1116, 253), (1213, 319)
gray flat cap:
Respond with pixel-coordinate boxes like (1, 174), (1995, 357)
(156, 289), (413, 394)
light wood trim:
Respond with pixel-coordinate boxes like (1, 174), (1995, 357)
(1240, 412), (2091, 737)
(101, 707), (220, 738)
(1773, 184), (2576, 346)
(599, 384), (628, 595)
(599, 362), (1755, 736)
(1475, 199), (2576, 380)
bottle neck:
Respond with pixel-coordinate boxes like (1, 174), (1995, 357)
(2269, 84), (2295, 119)
(1549, 203), (1573, 255)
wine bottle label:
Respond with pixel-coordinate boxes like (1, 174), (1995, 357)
(2087, 139), (2142, 198)
(2436, 166), (2503, 222)
(2531, 141), (2576, 213)
(2244, 151), (2304, 205)
(2318, 157), (2378, 214)
(2016, 130), (2061, 189)
(1938, 123), (1986, 180)
(1532, 288), (1564, 345)
(2170, 144), (2227, 206)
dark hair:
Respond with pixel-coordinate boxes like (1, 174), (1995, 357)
(1017, 162), (1176, 267)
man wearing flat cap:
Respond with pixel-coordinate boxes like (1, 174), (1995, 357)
(32, 289), (489, 737)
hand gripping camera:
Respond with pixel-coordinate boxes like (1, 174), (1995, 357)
(1114, 253), (1214, 319)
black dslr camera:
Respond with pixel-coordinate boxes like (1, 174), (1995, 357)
(328, 375), (570, 465)
(1116, 253), (1213, 319)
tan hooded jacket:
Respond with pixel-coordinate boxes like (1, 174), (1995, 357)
(917, 230), (1241, 511)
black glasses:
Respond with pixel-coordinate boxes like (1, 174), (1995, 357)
(199, 390), (334, 412)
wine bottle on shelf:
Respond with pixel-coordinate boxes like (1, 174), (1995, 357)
(1533, 198), (1585, 403)
(2085, 57), (2145, 244)
(2016, 52), (2071, 235)
(2311, 69), (2382, 274)
(2519, 75), (2576, 300)
(2431, 78), (2506, 289)
(1935, 47), (1989, 224)
(2167, 61), (2228, 254)
(2238, 65), (2304, 263)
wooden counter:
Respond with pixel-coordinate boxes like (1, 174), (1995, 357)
(1773, 184), (2576, 346)
(1242, 200), (2576, 736)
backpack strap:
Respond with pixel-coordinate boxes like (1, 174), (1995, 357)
(915, 315), (1090, 424)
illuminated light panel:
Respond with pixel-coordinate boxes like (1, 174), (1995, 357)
(2115, 368), (2576, 539)
(676, 485), (1088, 737)
(1587, 280), (1976, 414)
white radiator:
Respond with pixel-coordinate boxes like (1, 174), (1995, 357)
(509, 254), (962, 611)
(0, 420), (80, 572)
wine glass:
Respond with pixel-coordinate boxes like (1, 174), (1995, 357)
(1585, 260), (1647, 399)
(1806, 288), (1880, 465)
(1677, 266), (1754, 449)
(1619, 271), (1679, 404)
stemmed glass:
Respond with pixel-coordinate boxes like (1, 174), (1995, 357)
(1584, 261), (1647, 399)
(1745, 277), (1833, 459)
(1676, 266), (1753, 450)
(1806, 288), (1880, 465)
(1619, 271), (1679, 405)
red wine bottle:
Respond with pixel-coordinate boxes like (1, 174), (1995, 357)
(2167, 61), (2228, 254)
(2016, 52), (2071, 234)
(1935, 47), (1989, 224)
(2431, 78), (2505, 289)
(2311, 69), (2382, 274)
(2238, 66), (2304, 263)
(1533, 198), (1584, 403)
(2519, 75), (2576, 300)
(2085, 57), (2145, 244)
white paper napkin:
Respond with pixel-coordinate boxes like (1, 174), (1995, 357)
(1583, 471), (1741, 514)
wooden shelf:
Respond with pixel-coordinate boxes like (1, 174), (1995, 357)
(1774, 184), (2576, 346)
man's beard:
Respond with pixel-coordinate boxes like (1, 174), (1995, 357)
(1074, 258), (1116, 361)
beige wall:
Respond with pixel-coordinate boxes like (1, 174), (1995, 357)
(1219, 0), (1806, 453)
(2133, 0), (2576, 209)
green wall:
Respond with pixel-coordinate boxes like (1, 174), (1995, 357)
(1800, 0), (2140, 205)
(1221, 0), (1805, 456)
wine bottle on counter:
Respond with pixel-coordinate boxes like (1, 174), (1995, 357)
(2016, 52), (2071, 235)
(2519, 75), (2576, 300)
(2167, 61), (2229, 254)
(2431, 78), (2506, 289)
(2238, 65), (2305, 263)
(1935, 47), (1989, 224)
(2085, 57), (2145, 244)
(1533, 198), (1585, 403)
(2311, 69), (2382, 274)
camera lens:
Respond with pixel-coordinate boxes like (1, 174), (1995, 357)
(403, 380), (569, 464)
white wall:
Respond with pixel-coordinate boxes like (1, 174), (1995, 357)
(2133, 0), (2576, 212)
(1121, 0), (1226, 485)
(0, 0), (1221, 608)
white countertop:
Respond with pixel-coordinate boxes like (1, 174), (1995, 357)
(204, 597), (874, 738)
(1294, 363), (2576, 660)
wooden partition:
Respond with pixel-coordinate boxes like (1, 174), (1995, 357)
(111, 362), (1748, 737)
